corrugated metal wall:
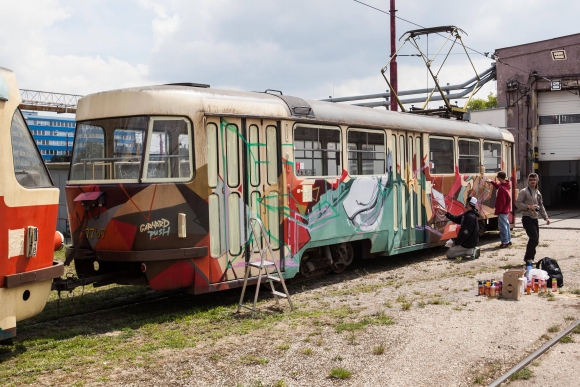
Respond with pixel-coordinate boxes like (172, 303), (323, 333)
(538, 91), (580, 161)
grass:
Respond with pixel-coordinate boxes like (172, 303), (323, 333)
(373, 343), (385, 355)
(302, 348), (313, 355)
(334, 314), (394, 333)
(509, 367), (532, 381)
(240, 355), (269, 365)
(328, 367), (352, 379)
(0, 285), (367, 387)
(560, 335), (574, 343)
(276, 344), (290, 350)
(547, 325), (560, 333)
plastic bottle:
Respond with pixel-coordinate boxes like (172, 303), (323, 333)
(542, 278), (548, 293)
(478, 281), (484, 296)
(525, 262), (533, 279)
(485, 280), (491, 296)
(533, 276), (539, 293)
(498, 281), (502, 297)
(490, 283), (496, 298)
(551, 278), (558, 292)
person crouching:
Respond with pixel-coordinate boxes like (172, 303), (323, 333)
(437, 197), (481, 259)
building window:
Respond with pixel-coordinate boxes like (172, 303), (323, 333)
(429, 136), (454, 174)
(483, 141), (502, 173)
(458, 139), (480, 174)
(560, 114), (580, 124)
(294, 125), (341, 177)
(539, 115), (559, 125)
(347, 129), (386, 175)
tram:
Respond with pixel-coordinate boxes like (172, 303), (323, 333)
(0, 67), (64, 343)
(64, 84), (515, 294)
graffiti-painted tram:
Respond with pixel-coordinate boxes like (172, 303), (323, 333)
(0, 67), (64, 342)
(65, 85), (514, 294)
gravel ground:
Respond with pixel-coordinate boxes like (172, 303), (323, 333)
(32, 211), (580, 387)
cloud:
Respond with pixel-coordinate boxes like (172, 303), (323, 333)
(1, 0), (579, 102)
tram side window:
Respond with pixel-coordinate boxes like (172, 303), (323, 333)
(483, 141), (502, 173)
(113, 129), (145, 180)
(145, 118), (193, 181)
(294, 125), (341, 177)
(347, 130), (386, 175)
(70, 124), (106, 180)
(10, 109), (53, 188)
(458, 139), (480, 174)
(429, 137), (454, 174)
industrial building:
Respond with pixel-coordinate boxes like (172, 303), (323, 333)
(23, 111), (75, 162)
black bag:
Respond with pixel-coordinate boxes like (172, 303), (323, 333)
(536, 257), (564, 288)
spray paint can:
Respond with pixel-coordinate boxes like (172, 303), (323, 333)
(551, 278), (558, 292)
(478, 281), (484, 296)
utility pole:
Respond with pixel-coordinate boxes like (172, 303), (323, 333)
(389, 0), (398, 112)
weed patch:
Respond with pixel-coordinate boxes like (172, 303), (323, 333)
(559, 335), (574, 343)
(547, 325), (560, 333)
(240, 355), (269, 365)
(373, 343), (385, 355)
(328, 367), (352, 379)
(509, 367), (532, 381)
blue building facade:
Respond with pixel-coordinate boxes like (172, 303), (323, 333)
(23, 111), (76, 162)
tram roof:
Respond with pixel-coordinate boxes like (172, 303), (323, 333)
(77, 85), (513, 142)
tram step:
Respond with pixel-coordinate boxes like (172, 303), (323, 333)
(271, 290), (288, 298)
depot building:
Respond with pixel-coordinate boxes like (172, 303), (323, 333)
(471, 33), (580, 207)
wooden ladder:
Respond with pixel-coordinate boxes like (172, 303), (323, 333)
(237, 217), (294, 317)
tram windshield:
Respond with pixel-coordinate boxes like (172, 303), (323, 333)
(10, 109), (53, 188)
(70, 116), (193, 183)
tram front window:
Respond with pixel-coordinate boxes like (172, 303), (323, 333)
(70, 116), (193, 183)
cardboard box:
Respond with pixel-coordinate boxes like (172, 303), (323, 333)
(503, 269), (525, 300)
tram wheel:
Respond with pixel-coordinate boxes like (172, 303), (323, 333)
(331, 243), (354, 274)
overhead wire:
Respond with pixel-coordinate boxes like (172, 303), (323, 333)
(353, 0), (534, 77)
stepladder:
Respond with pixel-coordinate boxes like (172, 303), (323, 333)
(237, 217), (294, 317)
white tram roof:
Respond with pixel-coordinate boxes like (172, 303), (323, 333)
(77, 85), (514, 143)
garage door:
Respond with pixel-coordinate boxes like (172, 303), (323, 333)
(538, 91), (580, 161)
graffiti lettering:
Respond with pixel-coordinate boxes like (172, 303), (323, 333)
(147, 226), (171, 240)
(140, 218), (170, 232)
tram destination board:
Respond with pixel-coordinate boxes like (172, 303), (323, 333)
(296, 169), (316, 176)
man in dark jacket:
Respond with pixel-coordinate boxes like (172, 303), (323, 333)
(437, 196), (481, 259)
(515, 173), (550, 263)
(485, 171), (512, 248)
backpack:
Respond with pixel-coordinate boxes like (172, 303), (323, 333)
(536, 257), (563, 288)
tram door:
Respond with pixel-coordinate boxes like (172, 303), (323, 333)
(245, 119), (282, 276)
(391, 131), (424, 249)
(207, 117), (282, 282)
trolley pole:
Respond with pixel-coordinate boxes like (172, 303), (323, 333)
(389, 0), (398, 112)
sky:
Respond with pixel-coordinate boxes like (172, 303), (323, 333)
(2, 0), (580, 107)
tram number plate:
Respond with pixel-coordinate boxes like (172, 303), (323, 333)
(296, 169), (316, 176)
(86, 228), (106, 239)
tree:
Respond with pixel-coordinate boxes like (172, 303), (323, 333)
(467, 92), (497, 110)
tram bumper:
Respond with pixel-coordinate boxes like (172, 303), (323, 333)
(0, 261), (64, 341)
